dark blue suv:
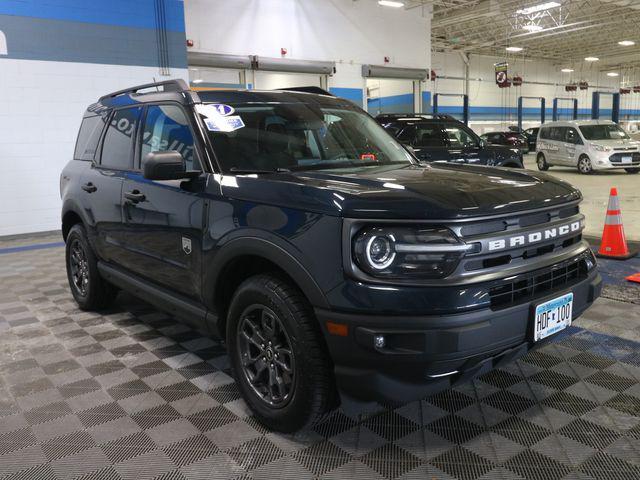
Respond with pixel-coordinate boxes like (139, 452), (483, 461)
(377, 114), (524, 167)
(61, 80), (601, 431)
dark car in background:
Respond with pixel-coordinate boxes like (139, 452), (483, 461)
(377, 114), (523, 168)
(523, 127), (540, 152)
(481, 131), (529, 153)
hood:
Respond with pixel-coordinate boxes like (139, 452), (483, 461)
(588, 139), (640, 149)
(220, 163), (581, 220)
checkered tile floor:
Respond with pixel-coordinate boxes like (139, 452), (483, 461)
(1, 243), (640, 480)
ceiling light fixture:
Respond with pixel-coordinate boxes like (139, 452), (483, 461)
(618, 40), (635, 46)
(516, 2), (561, 15)
(522, 23), (544, 32)
(506, 46), (524, 52)
(584, 57), (599, 62)
(607, 72), (619, 77)
(378, 0), (404, 7)
(561, 68), (574, 73)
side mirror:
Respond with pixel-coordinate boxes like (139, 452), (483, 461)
(143, 151), (190, 180)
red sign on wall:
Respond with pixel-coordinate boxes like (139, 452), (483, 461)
(495, 62), (509, 87)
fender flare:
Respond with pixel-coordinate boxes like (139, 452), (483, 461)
(204, 236), (330, 311)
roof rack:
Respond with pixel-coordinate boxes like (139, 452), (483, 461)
(99, 79), (190, 102)
(375, 113), (457, 121)
(276, 86), (334, 96)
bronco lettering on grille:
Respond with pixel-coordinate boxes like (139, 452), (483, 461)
(487, 220), (582, 252)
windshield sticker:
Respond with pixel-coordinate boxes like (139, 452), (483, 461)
(204, 115), (245, 132)
(209, 104), (235, 116)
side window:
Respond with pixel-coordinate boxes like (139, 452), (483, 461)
(550, 127), (565, 141)
(443, 124), (476, 148)
(540, 128), (550, 140)
(397, 125), (416, 144)
(141, 105), (200, 171)
(100, 107), (142, 170)
(565, 128), (581, 144)
(74, 114), (108, 161)
(415, 126), (445, 147)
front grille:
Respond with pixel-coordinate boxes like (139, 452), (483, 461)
(489, 252), (590, 309)
(609, 152), (640, 163)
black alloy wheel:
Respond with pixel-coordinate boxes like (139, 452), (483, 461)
(237, 305), (296, 407)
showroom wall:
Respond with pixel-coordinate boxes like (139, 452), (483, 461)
(0, 0), (188, 236)
(184, 0), (431, 107)
(431, 51), (637, 130)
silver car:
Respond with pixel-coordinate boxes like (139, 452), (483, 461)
(536, 120), (640, 174)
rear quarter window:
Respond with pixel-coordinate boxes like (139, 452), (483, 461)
(74, 115), (108, 161)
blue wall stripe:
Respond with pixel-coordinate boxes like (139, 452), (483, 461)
(0, 14), (187, 68)
(0, 242), (64, 255)
(0, 0), (185, 32)
(329, 87), (363, 107)
(367, 93), (414, 108)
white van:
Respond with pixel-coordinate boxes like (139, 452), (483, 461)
(536, 120), (640, 174)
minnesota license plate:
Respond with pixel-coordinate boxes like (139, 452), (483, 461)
(533, 292), (573, 342)
(621, 156), (632, 164)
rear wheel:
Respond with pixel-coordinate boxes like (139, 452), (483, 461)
(227, 274), (334, 432)
(578, 156), (593, 174)
(625, 168), (640, 174)
(536, 153), (549, 171)
(65, 224), (118, 310)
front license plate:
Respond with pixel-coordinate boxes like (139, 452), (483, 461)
(533, 292), (573, 342)
(621, 156), (632, 164)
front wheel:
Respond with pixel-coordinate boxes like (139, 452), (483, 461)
(578, 156), (593, 174)
(65, 224), (118, 310)
(226, 274), (335, 432)
(536, 153), (549, 171)
(625, 168), (640, 174)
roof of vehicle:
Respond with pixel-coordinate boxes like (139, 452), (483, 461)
(86, 79), (351, 115)
(540, 119), (616, 127)
(376, 113), (460, 123)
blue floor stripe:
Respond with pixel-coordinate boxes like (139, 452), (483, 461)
(0, 242), (65, 255)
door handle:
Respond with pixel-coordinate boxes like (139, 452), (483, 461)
(124, 190), (146, 203)
(81, 182), (97, 193)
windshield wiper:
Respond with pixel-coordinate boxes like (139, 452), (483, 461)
(228, 167), (291, 174)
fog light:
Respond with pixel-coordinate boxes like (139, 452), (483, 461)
(374, 335), (386, 348)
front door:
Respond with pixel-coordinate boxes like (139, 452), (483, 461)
(120, 104), (207, 302)
(443, 123), (482, 164)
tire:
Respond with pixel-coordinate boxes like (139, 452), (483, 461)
(536, 153), (549, 171)
(65, 224), (118, 310)
(578, 156), (593, 174)
(625, 168), (640, 174)
(226, 274), (334, 432)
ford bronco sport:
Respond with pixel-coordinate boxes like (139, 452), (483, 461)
(61, 80), (601, 432)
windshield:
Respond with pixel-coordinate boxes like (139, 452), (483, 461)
(196, 102), (414, 172)
(579, 124), (629, 141)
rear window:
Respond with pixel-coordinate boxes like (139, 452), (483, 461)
(74, 115), (107, 161)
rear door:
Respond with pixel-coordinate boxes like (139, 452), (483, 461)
(409, 123), (448, 162)
(82, 106), (142, 263)
(119, 103), (207, 302)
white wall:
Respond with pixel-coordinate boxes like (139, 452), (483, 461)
(184, 0), (431, 94)
(0, 60), (187, 236)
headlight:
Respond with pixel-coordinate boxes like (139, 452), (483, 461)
(591, 143), (611, 152)
(352, 226), (471, 279)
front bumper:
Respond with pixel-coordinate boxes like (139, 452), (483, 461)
(317, 269), (601, 404)
(592, 151), (640, 170)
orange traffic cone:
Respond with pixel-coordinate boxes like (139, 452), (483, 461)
(596, 187), (637, 260)
(626, 273), (640, 284)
